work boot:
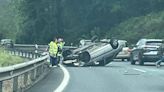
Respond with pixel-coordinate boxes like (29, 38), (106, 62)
(52, 65), (57, 67)
(49, 65), (52, 67)
(157, 64), (160, 68)
(156, 62), (160, 68)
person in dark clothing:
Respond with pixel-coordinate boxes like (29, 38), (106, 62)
(155, 40), (164, 68)
(10, 40), (14, 48)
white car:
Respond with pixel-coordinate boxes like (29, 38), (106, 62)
(63, 38), (122, 66)
(0, 39), (12, 45)
(116, 40), (131, 61)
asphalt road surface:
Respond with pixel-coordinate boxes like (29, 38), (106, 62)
(26, 67), (64, 92)
(26, 60), (164, 92)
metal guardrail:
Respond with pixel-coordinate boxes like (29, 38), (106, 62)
(0, 49), (50, 92)
(0, 44), (77, 92)
(14, 44), (77, 50)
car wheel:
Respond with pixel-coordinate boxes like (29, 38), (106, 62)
(130, 52), (136, 65)
(110, 38), (119, 49)
(122, 59), (125, 61)
(62, 50), (72, 60)
(138, 51), (144, 65)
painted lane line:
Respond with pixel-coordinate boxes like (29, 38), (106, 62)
(54, 64), (70, 92)
(133, 68), (147, 73)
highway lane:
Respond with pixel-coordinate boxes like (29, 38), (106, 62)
(26, 67), (64, 92)
(25, 61), (164, 92)
(64, 61), (164, 92)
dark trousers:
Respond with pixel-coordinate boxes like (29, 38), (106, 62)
(57, 56), (61, 63)
(50, 56), (58, 66)
(156, 56), (164, 65)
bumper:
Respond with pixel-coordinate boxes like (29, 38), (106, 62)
(142, 55), (159, 62)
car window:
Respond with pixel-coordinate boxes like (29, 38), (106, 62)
(136, 40), (142, 46)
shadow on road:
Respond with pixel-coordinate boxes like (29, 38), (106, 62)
(134, 63), (164, 67)
(63, 64), (124, 69)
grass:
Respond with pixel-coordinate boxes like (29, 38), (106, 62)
(0, 48), (23, 67)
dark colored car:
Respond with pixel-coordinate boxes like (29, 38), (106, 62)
(130, 39), (163, 65)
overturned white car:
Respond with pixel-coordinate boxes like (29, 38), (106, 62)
(63, 38), (123, 66)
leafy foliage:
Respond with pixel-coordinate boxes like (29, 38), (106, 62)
(0, 0), (19, 41)
(1, 0), (164, 44)
(108, 11), (164, 44)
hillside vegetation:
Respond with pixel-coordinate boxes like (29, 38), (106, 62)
(0, 0), (164, 44)
(108, 11), (164, 44)
(0, 49), (23, 67)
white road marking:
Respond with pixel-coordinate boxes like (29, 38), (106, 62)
(54, 64), (70, 92)
(133, 68), (147, 73)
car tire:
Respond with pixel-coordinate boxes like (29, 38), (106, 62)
(138, 51), (144, 65)
(62, 50), (72, 60)
(130, 52), (136, 65)
(110, 38), (119, 49)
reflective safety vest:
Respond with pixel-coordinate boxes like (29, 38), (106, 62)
(57, 42), (65, 56)
(49, 41), (58, 57)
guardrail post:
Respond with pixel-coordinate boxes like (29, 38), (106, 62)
(34, 54), (37, 59)
(9, 50), (12, 55)
(25, 52), (27, 57)
(36, 67), (40, 78)
(41, 65), (44, 74)
(29, 52), (32, 59)
(37, 66), (41, 78)
(23, 52), (25, 57)
(12, 50), (14, 55)
(36, 54), (38, 58)
(27, 52), (30, 58)
(24, 52), (26, 58)
(22, 51), (24, 57)
(31, 69), (36, 82)
(13, 50), (16, 55)
(0, 81), (2, 92)
(22, 52), (25, 57)
(13, 77), (18, 92)
(26, 52), (28, 58)
(16, 50), (18, 55)
(32, 53), (35, 59)
(24, 73), (28, 87)
(32, 53), (34, 59)
(18, 51), (20, 56)
(21, 51), (23, 57)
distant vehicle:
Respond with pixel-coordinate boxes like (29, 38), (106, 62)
(116, 40), (131, 61)
(79, 39), (92, 47)
(63, 38), (123, 66)
(0, 39), (14, 48)
(130, 39), (163, 65)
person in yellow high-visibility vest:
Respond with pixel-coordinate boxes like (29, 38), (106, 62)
(57, 38), (65, 64)
(48, 37), (58, 67)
